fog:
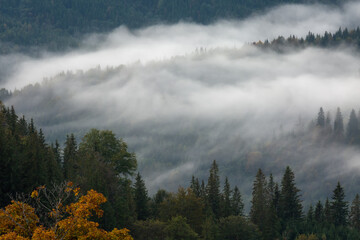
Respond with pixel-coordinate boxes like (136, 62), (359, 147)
(2, 2), (360, 206)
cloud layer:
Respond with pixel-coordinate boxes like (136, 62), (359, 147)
(3, 2), (360, 205)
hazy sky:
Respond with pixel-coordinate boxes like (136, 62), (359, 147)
(3, 1), (360, 200)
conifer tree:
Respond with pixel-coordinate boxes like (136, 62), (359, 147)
(334, 107), (344, 141)
(350, 194), (360, 231)
(190, 176), (201, 198)
(314, 201), (324, 223)
(346, 109), (359, 144)
(222, 177), (232, 217)
(317, 107), (325, 127)
(206, 160), (221, 218)
(134, 172), (150, 221)
(250, 169), (269, 234)
(324, 198), (331, 223)
(63, 134), (78, 180)
(279, 166), (302, 222)
(330, 182), (348, 226)
(231, 186), (244, 216)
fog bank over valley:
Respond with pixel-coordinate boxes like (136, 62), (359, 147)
(2, 1), (360, 206)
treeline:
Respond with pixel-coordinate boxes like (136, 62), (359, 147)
(0, 0), (342, 53)
(3, 102), (360, 239)
(304, 107), (360, 145)
(254, 27), (360, 50)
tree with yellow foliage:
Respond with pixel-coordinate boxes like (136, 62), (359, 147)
(0, 182), (133, 240)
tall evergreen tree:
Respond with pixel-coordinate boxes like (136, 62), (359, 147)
(317, 107), (325, 127)
(333, 107), (344, 141)
(190, 176), (201, 198)
(324, 198), (332, 223)
(250, 169), (269, 235)
(350, 194), (360, 231)
(206, 160), (221, 218)
(63, 134), (78, 180)
(231, 186), (244, 216)
(330, 182), (348, 226)
(314, 201), (324, 223)
(279, 166), (302, 222)
(346, 109), (359, 144)
(134, 172), (150, 221)
(222, 177), (232, 217)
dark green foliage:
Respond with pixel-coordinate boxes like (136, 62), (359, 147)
(256, 27), (360, 52)
(165, 216), (198, 240)
(0, 103), (63, 206)
(219, 215), (262, 240)
(314, 201), (324, 223)
(131, 219), (167, 240)
(346, 109), (359, 144)
(250, 168), (269, 235)
(350, 194), (360, 231)
(231, 186), (244, 216)
(280, 166), (303, 222)
(63, 133), (78, 180)
(330, 182), (348, 227)
(134, 172), (150, 221)
(206, 160), (221, 218)
(221, 177), (232, 218)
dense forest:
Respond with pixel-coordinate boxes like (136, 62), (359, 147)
(2, 103), (360, 239)
(254, 27), (360, 51)
(0, 0), (345, 53)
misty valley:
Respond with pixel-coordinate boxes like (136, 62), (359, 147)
(2, 1), (360, 240)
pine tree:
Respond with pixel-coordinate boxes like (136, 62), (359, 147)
(279, 166), (302, 222)
(206, 160), (221, 218)
(317, 107), (325, 127)
(330, 182), (348, 226)
(350, 194), (360, 230)
(346, 109), (359, 144)
(324, 198), (331, 223)
(250, 169), (269, 234)
(334, 107), (344, 141)
(134, 172), (150, 220)
(231, 186), (244, 216)
(63, 134), (78, 180)
(190, 176), (201, 198)
(222, 177), (232, 217)
(314, 201), (324, 223)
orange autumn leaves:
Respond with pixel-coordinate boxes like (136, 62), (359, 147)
(0, 183), (133, 240)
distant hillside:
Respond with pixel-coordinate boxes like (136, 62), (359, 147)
(254, 27), (360, 51)
(0, 0), (342, 53)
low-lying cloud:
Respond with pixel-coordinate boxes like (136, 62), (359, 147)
(2, 1), (360, 206)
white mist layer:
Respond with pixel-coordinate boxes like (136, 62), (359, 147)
(3, 2), (360, 199)
(3, 1), (360, 89)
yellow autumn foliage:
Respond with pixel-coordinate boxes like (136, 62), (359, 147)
(0, 184), (133, 240)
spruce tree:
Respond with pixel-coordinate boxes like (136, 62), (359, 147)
(279, 166), (302, 222)
(63, 134), (78, 180)
(250, 169), (269, 234)
(134, 172), (150, 221)
(317, 107), (325, 127)
(231, 186), (244, 216)
(314, 201), (324, 223)
(350, 194), (360, 230)
(346, 109), (359, 144)
(324, 198), (331, 223)
(330, 182), (348, 226)
(190, 176), (201, 198)
(222, 177), (232, 217)
(206, 160), (221, 218)
(334, 107), (344, 141)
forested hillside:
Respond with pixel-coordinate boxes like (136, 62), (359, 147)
(0, 0), (344, 53)
(2, 102), (360, 240)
